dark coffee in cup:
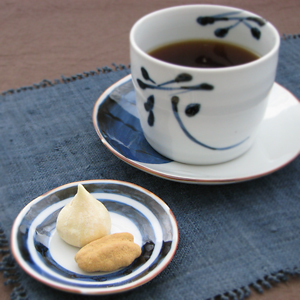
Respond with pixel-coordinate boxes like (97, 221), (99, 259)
(148, 39), (259, 68)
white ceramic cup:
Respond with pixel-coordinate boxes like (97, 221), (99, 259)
(130, 5), (280, 165)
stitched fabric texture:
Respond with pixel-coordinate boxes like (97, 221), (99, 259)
(0, 38), (300, 300)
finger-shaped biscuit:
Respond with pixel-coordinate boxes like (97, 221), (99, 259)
(75, 233), (141, 272)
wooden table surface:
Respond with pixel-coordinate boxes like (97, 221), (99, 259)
(1, 0), (299, 299)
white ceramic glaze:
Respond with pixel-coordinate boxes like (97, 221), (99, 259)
(93, 76), (300, 184)
(130, 5), (280, 164)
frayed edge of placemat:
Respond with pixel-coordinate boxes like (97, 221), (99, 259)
(282, 33), (300, 40)
(1, 234), (299, 300)
(210, 269), (300, 300)
(1, 34), (300, 96)
(0, 227), (28, 300)
(1, 63), (130, 96)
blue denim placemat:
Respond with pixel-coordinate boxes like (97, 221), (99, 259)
(1, 37), (300, 300)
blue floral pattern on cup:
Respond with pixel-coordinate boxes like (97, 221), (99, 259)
(171, 96), (249, 150)
(137, 67), (213, 126)
(137, 67), (249, 151)
(197, 11), (266, 40)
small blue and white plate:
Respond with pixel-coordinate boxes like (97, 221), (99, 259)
(93, 74), (300, 184)
(11, 180), (179, 295)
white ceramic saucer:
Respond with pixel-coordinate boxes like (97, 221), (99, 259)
(93, 75), (300, 184)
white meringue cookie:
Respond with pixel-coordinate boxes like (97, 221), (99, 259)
(56, 184), (111, 247)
